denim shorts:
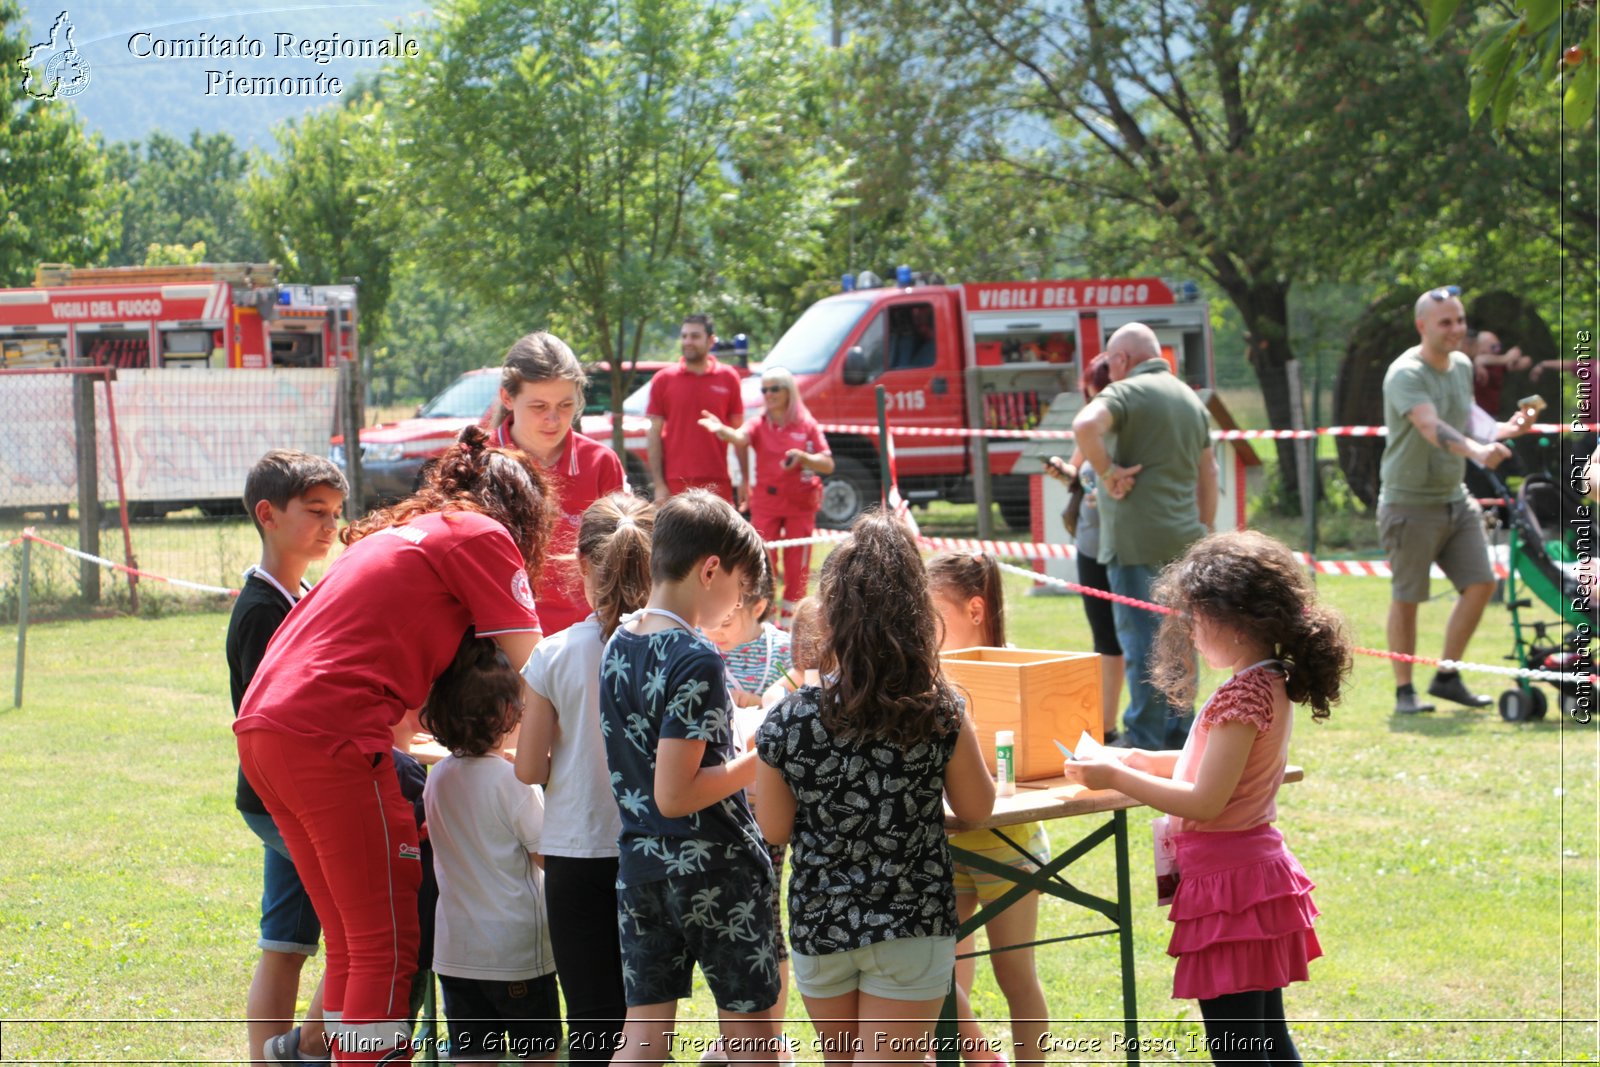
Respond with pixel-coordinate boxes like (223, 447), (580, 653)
(240, 809), (321, 955)
(438, 972), (562, 1062)
(617, 863), (780, 1013)
(791, 936), (956, 1001)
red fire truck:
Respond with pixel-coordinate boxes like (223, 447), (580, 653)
(0, 263), (357, 370)
(732, 273), (1213, 528)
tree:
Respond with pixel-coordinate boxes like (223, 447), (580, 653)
(105, 131), (263, 267)
(809, 4), (1082, 291)
(906, 0), (1524, 505)
(366, 260), (521, 406)
(1427, 0), (1597, 132)
(243, 86), (400, 345)
(392, 0), (845, 450)
(1, 0), (114, 284)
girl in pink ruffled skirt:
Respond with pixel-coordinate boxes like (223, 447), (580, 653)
(1063, 530), (1351, 1064)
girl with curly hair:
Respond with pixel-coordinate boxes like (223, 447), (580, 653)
(1062, 529), (1351, 1064)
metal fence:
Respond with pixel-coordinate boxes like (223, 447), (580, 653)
(1, 365), (359, 621)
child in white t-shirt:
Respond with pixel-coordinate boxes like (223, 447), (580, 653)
(515, 493), (655, 1067)
(422, 630), (559, 1065)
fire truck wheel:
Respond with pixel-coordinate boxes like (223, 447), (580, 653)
(817, 457), (876, 530)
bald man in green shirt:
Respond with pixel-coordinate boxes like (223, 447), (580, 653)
(1073, 323), (1218, 749)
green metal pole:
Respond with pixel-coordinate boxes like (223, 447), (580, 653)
(875, 385), (892, 506)
(1113, 808), (1140, 1062)
(14, 535), (32, 708)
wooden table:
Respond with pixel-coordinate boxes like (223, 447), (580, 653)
(939, 767), (1304, 1066)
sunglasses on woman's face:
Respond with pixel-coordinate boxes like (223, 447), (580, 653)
(761, 386), (786, 394)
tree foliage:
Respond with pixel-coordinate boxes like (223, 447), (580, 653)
(0, 0), (114, 285)
(1428, 0), (1597, 131)
(243, 87), (400, 344)
(104, 131), (263, 267)
(895, 0), (1533, 504)
(392, 0), (845, 444)
(367, 260), (521, 405)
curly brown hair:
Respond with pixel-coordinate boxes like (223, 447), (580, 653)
(818, 510), (961, 746)
(341, 426), (557, 581)
(420, 628), (524, 756)
(1150, 530), (1351, 720)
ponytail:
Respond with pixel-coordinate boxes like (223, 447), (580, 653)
(578, 493), (656, 637)
(926, 551), (1006, 648)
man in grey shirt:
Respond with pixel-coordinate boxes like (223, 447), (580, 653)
(1379, 286), (1536, 714)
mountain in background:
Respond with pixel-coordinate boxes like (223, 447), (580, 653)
(18, 0), (431, 149)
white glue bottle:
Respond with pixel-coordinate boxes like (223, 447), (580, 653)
(995, 730), (1016, 796)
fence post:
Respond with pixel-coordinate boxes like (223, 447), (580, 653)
(72, 374), (100, 605)
(967, 367), (994, 539)
(875, 385), (892, 504)
(1286, 359), (1316, 562)
(13, 535), (31, 708)
(338, 359), (366, 513)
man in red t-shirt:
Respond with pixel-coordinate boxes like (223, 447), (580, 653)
(646, 314), (746, 504)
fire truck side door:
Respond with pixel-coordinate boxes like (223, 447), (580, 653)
(837, 296), (964, 478)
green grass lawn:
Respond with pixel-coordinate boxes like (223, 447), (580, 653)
(1, 561), (1595, 1064)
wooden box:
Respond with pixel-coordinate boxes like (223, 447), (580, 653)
(941, 647), (1102, 782)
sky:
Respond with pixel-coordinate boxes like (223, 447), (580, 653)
(17, 1), (431, 147)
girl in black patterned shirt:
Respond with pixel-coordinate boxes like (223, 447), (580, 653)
(755, 512), (995, 1065)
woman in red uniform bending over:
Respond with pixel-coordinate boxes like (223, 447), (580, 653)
(235, 427), (555, 1064)
(699, 367), (833, 622)
(492, 331), (628, 636)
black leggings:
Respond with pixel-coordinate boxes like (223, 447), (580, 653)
(1196, 989), (1301, 1065)
(1076, 551), (1123, 657)
(544, 855), (627, 1067)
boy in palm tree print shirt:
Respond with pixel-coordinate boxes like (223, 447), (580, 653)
(599, 491), (780, 1020)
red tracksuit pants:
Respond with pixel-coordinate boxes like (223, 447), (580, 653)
(749, 506), (816, 619)
(239, 729), (421, 1063)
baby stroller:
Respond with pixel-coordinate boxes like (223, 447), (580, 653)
(1487, 468), (1596, 722)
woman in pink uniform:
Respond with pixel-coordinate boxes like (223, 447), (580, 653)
(236, 427), (555, 1064)
(491, 331), (627, 635)
(699, 367), (832, 621)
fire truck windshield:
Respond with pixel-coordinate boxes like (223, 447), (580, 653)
(762, 298), (869, 376)
(418, 370), (499, 418)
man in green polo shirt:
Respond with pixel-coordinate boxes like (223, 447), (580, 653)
(1073, 323), (1217, 749)
(1380, 286), (1537, 714)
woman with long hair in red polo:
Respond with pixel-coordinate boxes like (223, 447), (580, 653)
(491, 331), (627, 636)
(236, 426), (555, 1064)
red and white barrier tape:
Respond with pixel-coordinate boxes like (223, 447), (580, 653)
(6, 529), (238, 597)
(8, 525), (1590, 688)
(988, 557), (1594, 687)
(811, 421), (1582, 443)
(766, 531), (1511, 579)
